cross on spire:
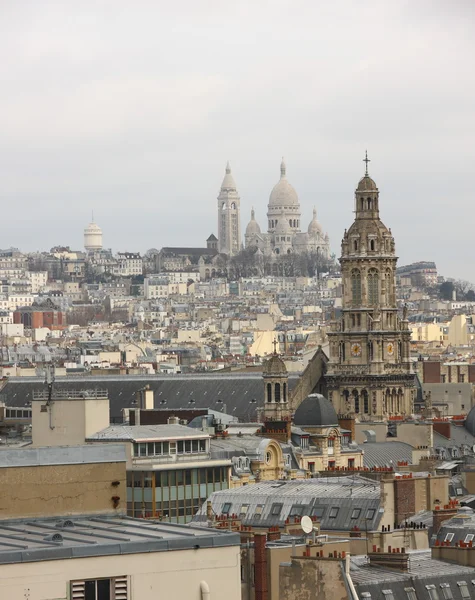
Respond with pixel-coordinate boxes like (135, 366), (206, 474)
(363, 150), (370, 176)
(273, 339), (278, 355)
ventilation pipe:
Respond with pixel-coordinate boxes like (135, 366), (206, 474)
(345, 553), (359, 600)
(200, 581), (210, 600)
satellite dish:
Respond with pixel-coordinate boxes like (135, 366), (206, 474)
(301, 515), (313, 534)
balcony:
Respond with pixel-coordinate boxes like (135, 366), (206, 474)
(132, 452), (211, 466)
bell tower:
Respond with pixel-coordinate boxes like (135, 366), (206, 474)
(325, 153), (415, 421)
(262, 341), (291, 422)
(217, 162), (241, 255)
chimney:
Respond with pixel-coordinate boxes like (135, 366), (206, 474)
(368, 549), (408, 571)
(254, 533), (268, 600)
(338, 414), (355, 442)
(168, 415), (180, 425)
(433, 507), (458, 534)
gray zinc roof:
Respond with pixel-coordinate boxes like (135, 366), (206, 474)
(87, 424), (209, 442)
(0, 514), (239, 565)
(362, 441), (413, 469)
(0, 444), (126, 468)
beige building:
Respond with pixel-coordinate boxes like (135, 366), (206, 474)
(326, 158), (416, 419)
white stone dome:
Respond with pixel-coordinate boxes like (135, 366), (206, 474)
(246, 208), (261, 235)
(84, 218), (103, 251)
(308, 208), (323, 235)
(268, 159), (299, 207)
(220, 161), (237, 191)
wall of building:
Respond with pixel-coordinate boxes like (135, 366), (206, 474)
(32, 398), (109, 447)
(0, 461), (125, 519)
(0, 544), (241, 600)
(279, 557), (348, 600)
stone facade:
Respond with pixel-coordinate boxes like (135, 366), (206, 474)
(244, 160), (331, 259)
(218, 162), (241, 255)
(325, 160), (416, 420)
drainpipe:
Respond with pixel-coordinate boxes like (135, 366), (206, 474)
(200, 581), (210, 600)
(345, 553), (359, 600)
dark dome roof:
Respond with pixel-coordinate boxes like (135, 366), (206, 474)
(293, 393), (338, 427)
(263, 354), (287, 376)
(356, 175), (377, 192)
(465, 406), (475, 436)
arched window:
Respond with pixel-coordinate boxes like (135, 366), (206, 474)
(275, 383), (281, 402)
(267, 383), (272, 403)
(362, 390), (369, 414)
(367, 198), (372, 210)
(368, 341), (374, 361)
(339, 341), (346, 362)
(367, 269), (379, 305)
(353, 390), (360, 414)
(370, 239), (375, 251)
(287, 249), (291, 254)
(398, 340), (402, 361)
(385, 269), (392, 303)
(222, 202), (226, 210)
(275, 248), (280, 255)
(360, 198), (364, 211)
(283, 382), (287, 402)
(289, 219), (292, 227)
(231, 202), (236, 209)
(354, 240), (358, 251)
(351, 269), (362, 304)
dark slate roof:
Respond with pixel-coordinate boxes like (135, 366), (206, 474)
(195, 476), (382, 532)
(206, 234), (218, 241)
(293, 393), (338, 427)
(160, 247), (218, 256)
(362, 441), (413, 469)
(1, 374), (301, 421)
(351, 549), (475, 600)
(464, 406), (475, 436)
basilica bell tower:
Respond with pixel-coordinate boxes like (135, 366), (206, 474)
(325, 154), (416, 421)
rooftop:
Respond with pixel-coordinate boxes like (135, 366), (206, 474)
(0, 444), (126, 468)
(87, 424), (209, 442)
(0, 514), (239, 565)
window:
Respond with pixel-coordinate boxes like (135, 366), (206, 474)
(404, 588), (417, 600)
(271, 503), (283, 516)
(366, 509), (376, 520)
(367, 269), (379, 305)
(361, 593), (372, 598)
(70, 576), (127, 600)
(254, 504), (263, 520)
(440, 584), (453, 600)
(464, 534), (474, 544)
(444, 532), (454, 542)
(426, 585), (440, 600)
(329, 507), (339, 519)
(382, 591), (394, 600)
(351, 269), (362, 304)
(457, 581), (470, 599)
(222, 503), (232, 515)
(240, 504), (249, 517)
(351, 508), (361, 519)
(289, 505), (304, 517)
(311, 506), (325, 519)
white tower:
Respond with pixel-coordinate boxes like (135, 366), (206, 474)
(84, 214), (103, 252)
(217, 162), (241, 255)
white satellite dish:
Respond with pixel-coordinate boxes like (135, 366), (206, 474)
(300, 515), (313, 534)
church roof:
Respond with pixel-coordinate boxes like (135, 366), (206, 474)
(207, 234), (218, 241)
(308, 207), (323, 234)
(245, 208), (261, 235)
(293, 393), (338, 427)
(220, 162), (237, 191)
(356, 174), (378, 192)
(268, 159), (299, 207)
(263, 354), (287, 376)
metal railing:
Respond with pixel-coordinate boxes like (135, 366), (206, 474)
(32, 388), (108, 400)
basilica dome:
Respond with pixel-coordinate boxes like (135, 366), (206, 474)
(269, 159), (299, 207)
(246, 208), (261, 235)
(308, 208), (323, 235)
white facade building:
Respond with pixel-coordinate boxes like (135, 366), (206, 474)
(113, 253), (143, 277)
(244, 159), (331, 258)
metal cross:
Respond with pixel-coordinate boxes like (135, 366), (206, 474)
(363, 150), (370, 176)
(273, 339), (278, 354)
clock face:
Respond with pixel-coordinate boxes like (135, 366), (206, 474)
(387, 342), (394, 356)
(351, 343), (362, 357)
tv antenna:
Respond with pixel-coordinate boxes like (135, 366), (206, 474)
(300, 516), (320, 543)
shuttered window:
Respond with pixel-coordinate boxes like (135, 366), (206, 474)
(71, 576), (128, 600)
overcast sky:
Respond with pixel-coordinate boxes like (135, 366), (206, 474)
(1, 1), (474, 280)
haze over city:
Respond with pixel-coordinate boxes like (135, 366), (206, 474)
(1, 1), (474, 279)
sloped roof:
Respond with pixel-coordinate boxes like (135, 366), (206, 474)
(362, 441), (413, 468)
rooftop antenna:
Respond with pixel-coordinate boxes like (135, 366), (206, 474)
(300, 515), (319, 544)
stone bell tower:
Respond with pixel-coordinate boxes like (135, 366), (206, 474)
(262, 342), (291, 422)
(325, 153), (415, 421)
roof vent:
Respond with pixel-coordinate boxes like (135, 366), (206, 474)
(55, 519), (74, 528)
(44, 533), (63, 543)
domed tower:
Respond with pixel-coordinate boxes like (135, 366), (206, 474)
(325, 153), (415, 421)
(262, 343), (290, 421)
(217, 162), (241, 255)
(84, 215), (103, 252)
(267, 159), (301, 237)
(245, 207), (262, 249)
